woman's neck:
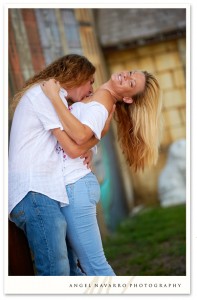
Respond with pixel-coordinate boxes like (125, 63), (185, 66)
(99, 82), (119, 103)
(80, 82), (120, 104)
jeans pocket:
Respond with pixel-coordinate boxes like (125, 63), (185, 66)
(86, 180), (101, 205)
(66, 184), (74, 202)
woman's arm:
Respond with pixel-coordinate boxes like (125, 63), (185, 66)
(52, 104), (115, 159)
(41, 79), (94, 145)
(41, 79), (114, 145)
(52, 128), (99, 159)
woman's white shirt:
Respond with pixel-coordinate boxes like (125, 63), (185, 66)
(57, 101), (108, 185)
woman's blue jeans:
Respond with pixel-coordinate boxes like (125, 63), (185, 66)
(9, 191), (82, 276)
(61, 172), (115, 276)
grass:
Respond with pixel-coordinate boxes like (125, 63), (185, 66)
(103, 204), (186, 276)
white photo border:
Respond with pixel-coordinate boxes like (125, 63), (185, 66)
(3, 1), (191, 296)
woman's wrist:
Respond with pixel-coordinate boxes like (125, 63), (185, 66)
(51, 94), (66, 107)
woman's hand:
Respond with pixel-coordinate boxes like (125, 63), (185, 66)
(41, 79), (61, 103)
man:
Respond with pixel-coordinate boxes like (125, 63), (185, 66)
(9, 54), (113, 275)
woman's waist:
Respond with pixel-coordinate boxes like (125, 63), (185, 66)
(63, 165), (91, 185)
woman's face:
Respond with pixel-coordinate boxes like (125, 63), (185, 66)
(110, 70), (146, 98)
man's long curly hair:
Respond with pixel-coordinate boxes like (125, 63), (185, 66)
(11, 54), (96, 113)
(114, 71), (162, 172)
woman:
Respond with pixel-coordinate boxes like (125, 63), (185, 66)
(41, 69), (162, 275)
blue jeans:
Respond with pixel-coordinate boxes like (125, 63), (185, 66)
(10, 192), (83, 276)
(61, 172), (115, 276)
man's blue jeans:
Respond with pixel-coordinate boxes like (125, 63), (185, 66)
(10, 191), (74, 275)
(61, 172), (115, 276)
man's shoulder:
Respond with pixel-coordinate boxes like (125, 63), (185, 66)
(26, 84), (43, 98)
(25, 84), (51, 108)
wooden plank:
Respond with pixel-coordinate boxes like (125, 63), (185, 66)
(8, 10), (25, 94)
(35, 9), (63, 65)
(75, 8), (92, 23)
(61, 9), (82, 53)
(21, 9), (46, 73)
(55, 9), (69, 55)
(10, 9), (34, 81)
(78, 25), (108, 86)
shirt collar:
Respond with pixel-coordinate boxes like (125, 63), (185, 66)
(59, 88), (68, 108)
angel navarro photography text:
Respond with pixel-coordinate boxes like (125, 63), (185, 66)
(68, 282), (182, 289)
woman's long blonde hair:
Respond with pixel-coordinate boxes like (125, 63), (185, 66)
(114, 71), (162, 172)
(11, 54), (95, 113)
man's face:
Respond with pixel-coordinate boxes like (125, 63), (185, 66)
(67, 77), (95, 102)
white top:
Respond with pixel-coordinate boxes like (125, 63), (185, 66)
(8, 85), (69, 214)
(57, 101), (108, 185)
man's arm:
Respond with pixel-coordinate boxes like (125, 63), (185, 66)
(52, 128), (99, 159)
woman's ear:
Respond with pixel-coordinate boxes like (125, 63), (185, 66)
(123, 97), (133, 104)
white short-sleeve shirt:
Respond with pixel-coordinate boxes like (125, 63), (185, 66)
(8, 85), (69, 214)
(57, 101), (108, 185)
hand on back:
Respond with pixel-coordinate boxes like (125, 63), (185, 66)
(41, 79), (61, 103)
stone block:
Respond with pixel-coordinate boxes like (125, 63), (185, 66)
(171, 126), (186, 140)
(155, 52), (182, 72)
(164, 89), (185, 108)
(180, 107), (186, 123)
(160, 128), (172, 147)
(157, 72), (174, 90)
(137, 44), (155, 56)
(165, 109), (182, 127)
(173, 68), (185, 88)
(138, 57), (156, 73)
(124, 59), (140, 72)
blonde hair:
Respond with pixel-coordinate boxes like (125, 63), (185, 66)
(11, 54), (95, 113)
(114, 71), (162, 172)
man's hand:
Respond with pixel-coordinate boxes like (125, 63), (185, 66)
(101, 104), (116, 137)
(80, 150), (93, 169)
